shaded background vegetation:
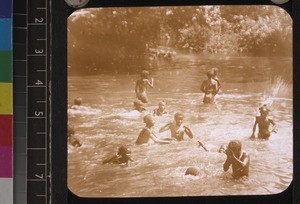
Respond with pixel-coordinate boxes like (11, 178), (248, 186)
(67, 6), (292, 75)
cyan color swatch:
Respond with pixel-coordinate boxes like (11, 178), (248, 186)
(0, 19), (12, 50)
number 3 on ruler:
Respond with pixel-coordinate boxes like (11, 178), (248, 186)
(35, 49), (44, 54)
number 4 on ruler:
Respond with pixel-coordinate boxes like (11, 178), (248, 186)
(35, 80), (43, 85)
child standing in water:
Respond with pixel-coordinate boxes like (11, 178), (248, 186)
(135, 114), (170, 145)
(159, 112), (208, 151)
(159, 112), (194, 141)
(135, 70), (154, 103)
(250, 105), (277, 140)
(223, 140), (250, 179)
(201, 70), (219, 104)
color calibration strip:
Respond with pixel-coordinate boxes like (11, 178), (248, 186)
(0, 0), (13, 203)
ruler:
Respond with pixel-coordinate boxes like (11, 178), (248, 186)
(13, 0), (50, 203)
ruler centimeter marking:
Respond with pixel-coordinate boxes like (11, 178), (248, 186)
(12, 2), (51, 202)
(26, 0), (49, 203)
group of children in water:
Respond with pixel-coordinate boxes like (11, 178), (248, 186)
(69, 68), (277, 179)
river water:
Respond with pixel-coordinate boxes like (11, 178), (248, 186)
(67, 55), (292, 197)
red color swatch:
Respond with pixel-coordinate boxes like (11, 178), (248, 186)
(0, 115), (12, 146)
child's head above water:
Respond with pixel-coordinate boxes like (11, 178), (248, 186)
(259, 104), (270, 116)
(206, 70), (214, 78)
(143, 114), (155, 125)
(228, 140), (242, 153)
(133, 100), (145, 111)
(141, 70), (149, 78)
(134, 100), (143, 107)
(117, 146), (131, 157)
(174, 112), (184, 120)
(74, 97), (82, 106)
(158, 101), (165, 109)
(211, 67), (219, 76)
(174, 112), (184, 125)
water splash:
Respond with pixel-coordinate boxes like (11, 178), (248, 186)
(261, 76), (291, 111)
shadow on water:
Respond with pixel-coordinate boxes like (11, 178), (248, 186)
(68, 55), (292, 197)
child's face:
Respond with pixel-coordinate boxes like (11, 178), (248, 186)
(261, 111), (268, 118)
(228, 147), (241, 157)
(175, 117), (183, 126)
(159, 104), (165, 110)
(146, 118), (155, 126)
(141, 73), (148, 79)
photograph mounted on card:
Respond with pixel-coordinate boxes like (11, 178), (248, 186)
(67, 5), (292, 197)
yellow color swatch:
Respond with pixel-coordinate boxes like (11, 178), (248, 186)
(0, 83), (12, 114)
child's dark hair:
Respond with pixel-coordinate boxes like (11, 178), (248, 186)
(259, 104), (270, 114)
(206, 70), (214, 78)
(174, 112), (184, 120)
(141, 70), (149, 78)
(228, 140), (242, 151)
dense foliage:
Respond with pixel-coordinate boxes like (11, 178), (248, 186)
(68, 6), (292, 74)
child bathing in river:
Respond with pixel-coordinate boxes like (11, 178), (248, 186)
(102, 146), (133, 165)
(135, 114), (171, 145)
(201, 70), (219, 104)
(153, 101), (167, 116)
(159, 112), (208, 150)
(222, 140), (250, 179)
(159, 112), (194, 141)
(250, 105), (277, 140)
(135, 70), (154, 103)
(69, 97), (83, 110)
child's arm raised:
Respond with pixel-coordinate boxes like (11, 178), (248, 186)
(147, 78), (154, 88)
(250, 118), (258, 140)
(231, 151), (249, 168)
(159, 122), (171, 133)
(269, 119), (277, 133)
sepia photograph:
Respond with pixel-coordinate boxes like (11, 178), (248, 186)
(67, 6), (292, 197)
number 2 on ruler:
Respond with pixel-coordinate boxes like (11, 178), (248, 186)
(35, 174), (44, 179)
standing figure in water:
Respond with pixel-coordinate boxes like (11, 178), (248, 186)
(159, 112), (194, 141)
(201, 70), (219, 104)
(153, 101), (167, 116)
(250, 105), (277, 140)
(223, 140), (250, 179)
(135, 114), (170, 145)
(135, 70), (154, 103)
